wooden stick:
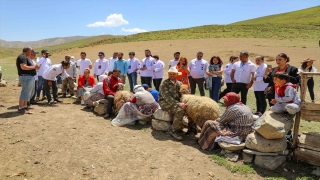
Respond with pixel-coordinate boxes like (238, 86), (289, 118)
(300, 74), (308, 102)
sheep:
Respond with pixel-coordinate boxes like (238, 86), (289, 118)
(114, 90), (133, 115)
(179, 84), (221, 134)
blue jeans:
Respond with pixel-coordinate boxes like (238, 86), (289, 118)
(37, 76), (45, 97)
(127, 72), (137, 92)
(19, 75), (35, 100)
(209, 77), (222, 102)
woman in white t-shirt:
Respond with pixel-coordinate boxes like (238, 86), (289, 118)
(219, 56), (239, 100)
(252, 56), (269, 116)
(298, 59), (317, 103)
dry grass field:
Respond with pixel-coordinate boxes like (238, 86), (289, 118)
(1, 38), (319, 179)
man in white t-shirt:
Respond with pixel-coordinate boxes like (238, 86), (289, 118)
(107, 52), (118, 75)
(152, 55), (165, 91)
(168, 52), (180, 69)
(188, 51), (208, 96)
(127, 52), (140, 92)
(230, 51), (257, 105)
(77, 52), (92, 76)
(36, 49), (52, 101)
(93, 51), (108, 81)
(140, 49), (155, 88)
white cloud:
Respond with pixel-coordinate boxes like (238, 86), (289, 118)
(87, 14), (129, 27)
(121, 28), (148, 33)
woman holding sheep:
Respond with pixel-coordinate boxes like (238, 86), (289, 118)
(198, 92), (254, 151)
(206, 56), (224, 102)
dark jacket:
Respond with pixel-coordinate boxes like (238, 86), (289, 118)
(263, 64), (300, 99)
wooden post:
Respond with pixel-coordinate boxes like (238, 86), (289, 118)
(300, 74), (308, 102)
(293, 111), (301, 149)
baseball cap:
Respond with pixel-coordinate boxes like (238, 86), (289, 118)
(98, 52), (104, 56)
(41, 49), (50, 54)
(32, 50), (39, 54)
(142, 84), (149, 90)
(70, 56), (74, 59)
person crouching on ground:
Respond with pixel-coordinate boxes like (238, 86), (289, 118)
(42, 61), (73, 105)
(198, 92), (254, 151)
(142, 84), (159, 102)
(77, 68), (96, 105)
(159, 67), (187, 141)
(84, 75), (107, 109)
(103, 69), (123, 119)
(269, 72), (301, 116)
(111, 85), (159, 126)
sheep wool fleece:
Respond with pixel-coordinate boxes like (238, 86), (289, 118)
(159, 79), (185, 130)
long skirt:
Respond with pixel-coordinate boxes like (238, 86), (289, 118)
(198, 120), (232, 151)
(84, 93), (105, 107)
(111, 102), (159, 126)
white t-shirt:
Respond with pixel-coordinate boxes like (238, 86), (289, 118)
(77, 59), (92, 75)
(188, 59), (209, 79)
(108, 57), (118, 72)
(298, 66), (318, 77)
(31, 59), (38, 81)
(140, 57), (155, 77)
(94, 59), (108, 76)
(253, 63), (269, 91)
(169, 59), (179, 68)
(223, 62), (234, 83)
(232, 60), (256, 84)
(153, 60), (165, 79)
(43, 64), (70, 81)
(37, 57), (52, 76)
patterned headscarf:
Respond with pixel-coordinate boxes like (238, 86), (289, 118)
(222, 92), (241, 108)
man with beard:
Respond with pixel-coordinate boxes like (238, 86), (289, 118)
(168, 52), (180, 69)
(36, 49), (52, 101)
(114, 52), (128, 84)
(140, 49), (155, 88)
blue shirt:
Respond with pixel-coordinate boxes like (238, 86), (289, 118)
(149, 89), (159, 103)
(114, 59), (128, 76)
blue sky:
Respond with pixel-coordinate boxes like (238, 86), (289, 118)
(0, 0), (319, 41)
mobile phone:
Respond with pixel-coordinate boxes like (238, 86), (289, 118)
(182, 63), (186, 66)
(267, 65), (272, 69)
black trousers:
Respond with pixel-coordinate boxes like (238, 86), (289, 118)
(189, 76), (205, 96)
(153, 78), (162, 92)
(43, 79), (58, 102)
(105, 95), (114, 114)
(254, 91), (267, 114)
(231, 83), (249, 105)
(307, 77), (315, 101)
(219, 83), (233, 99)
(141, 76), (152, 88)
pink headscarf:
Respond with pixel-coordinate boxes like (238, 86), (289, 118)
(222, 92), (242, 108)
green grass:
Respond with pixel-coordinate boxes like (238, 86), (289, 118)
(209, 151), (255, 175)
(233, 6), (320, 25)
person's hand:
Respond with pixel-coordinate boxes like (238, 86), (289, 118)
(48, 81), (52, 87)
(35, 64), (40, 69)
(178, 103), (187, 110)
(270, 99), (277, 104)
(265, 68), (272, 74)
(94, 74), (97, 78)
(252, 77), (256, 81)
(246, 82), (253, 89)
(231, 79), (236, 83)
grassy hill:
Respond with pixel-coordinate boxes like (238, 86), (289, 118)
(233, 6), (320, 25)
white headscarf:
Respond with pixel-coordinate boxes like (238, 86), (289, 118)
(133, 85), (145, 93)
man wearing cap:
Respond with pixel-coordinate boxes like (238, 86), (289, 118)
(168, 52), (180, 69)
(152, 55), (165, 91)
(107, 52), (118, 75)
(36, 49), (52, 101)
(42, 61), (72, 105)
(93, 52), (109, 81)
(142, 84), (159, 103)
(28, 50), (39, 105)
(114, 52), (128, 84)
(140, 49), (155, 88)
(103, 69), (123, 119)
(61, 55), (77, 97)
(188, 51), (208, 96)
(16, 47), (40, 113)
(159, 67), (187, 140)
(77, 52), (92, 75)
(127, 52), (140, 92)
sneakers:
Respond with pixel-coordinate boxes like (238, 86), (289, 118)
(104, 113), (110, 119)
(48, 100), (56, 105)
(18, 108), (25, 114)
(41, 96), (47, 101)
(81, 100), (84, 105)
(169, 127), (183, 141)
(55, 99), (63, 103)
(35, 97), (39, 102)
